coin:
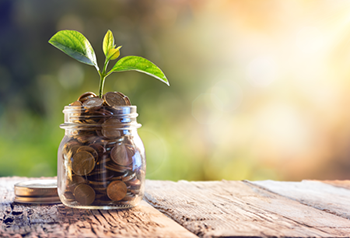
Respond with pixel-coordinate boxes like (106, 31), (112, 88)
(87, 168), (108, 176)
(110, 171), (128, 180)
(77, 146), (98, 160)
(88, 180), (109, 186)
(78, 92), (97, 103)
(103, 92), (129, 107)
(72, 175), (87, 184)
(91, 184), (107, 193)
(95, 108), (113, 116)
(66, 175), (87, 192)
(107, 181), (127, 201)
(72, 151), (96, 176)
(96, 156), (111, 166)
(76, 134), (98, 144)
(64, 191), (75, 200)
(122, 171), (136, 182)
(89, 143), (106, 156)
(101, 128), (121, 139)
(14, 180), (58, 197)
(127, 177), (141, 187)
(74, 184), (96, 205)
(69, 101), (82, 106)
(61, 90), (144, 207)
(89, 172), (113, 182)
(129, 189), (140, 195)
(105, 164), (129, 173)
(84, 119), (98, 124)
(121, 192), (135, 201)
(101, 118), (122, 138)
(83, 97), (104, 109)
(95, 194), (109, 201)
(110, 142), (134, 166)
(116, 92), (131, 105)
(14, 196), (61, 204)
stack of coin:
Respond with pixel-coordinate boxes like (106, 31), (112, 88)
(14, 180), (61, 204)
(59, 91), (144, 207)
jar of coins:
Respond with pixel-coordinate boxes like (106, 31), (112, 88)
(57, 92), (145, 209)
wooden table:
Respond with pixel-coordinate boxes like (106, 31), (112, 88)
(1, 177), (350, 237)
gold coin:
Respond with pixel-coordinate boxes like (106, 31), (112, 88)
(74, 184), (96, 205)
(72, 151), (96, 176)
(82, 97), (104, 109)
(78, 92), (97, 103)
(77, 146), (98, 160)
(103, 91), (130, 107)
(107, 181), (127, 201)
(110, 142), (134, 166)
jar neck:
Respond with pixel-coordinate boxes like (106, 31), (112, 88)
(60, 105), (141, 130)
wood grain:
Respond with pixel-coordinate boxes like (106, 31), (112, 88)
(251, 180), (350, 220)
(145, 180), (350, 238)
(0, 177), (197, 238)
(321, 180), (350, 190)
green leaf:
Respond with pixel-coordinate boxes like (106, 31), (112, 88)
(49, 30), (99, 70)
(103, 30), (114, 56)
(110, 56), (169, 86)
(107, 46), (122, 61)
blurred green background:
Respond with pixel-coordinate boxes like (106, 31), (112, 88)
(1, 0), (350, 181)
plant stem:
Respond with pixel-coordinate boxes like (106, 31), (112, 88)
(98, 75), (106, 98)
(98, 58), (110, 98)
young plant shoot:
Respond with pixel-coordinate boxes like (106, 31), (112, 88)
(49, 30), (169, 97)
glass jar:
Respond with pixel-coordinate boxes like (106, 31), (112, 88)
(57, 105), (145, 209)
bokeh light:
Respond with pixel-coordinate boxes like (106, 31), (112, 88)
(1, 0), (350, 181)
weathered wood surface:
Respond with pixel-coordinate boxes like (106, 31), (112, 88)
(2, 177), (350, 238)
(145, 180), (350, 238)
(322, 180), (350, 190)
(0, 177), (197, 238)
(252, 180), (350, 220)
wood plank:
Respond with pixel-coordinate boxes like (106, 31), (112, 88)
(0, 177), (197, 238)
(321, 180), (350, 190)
(145, 180), (350, 237)
(251, 180), (350, 220)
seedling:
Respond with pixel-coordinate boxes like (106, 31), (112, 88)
(49, 30), (169, 97)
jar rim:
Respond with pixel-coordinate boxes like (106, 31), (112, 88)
(63, 105), (137, 114)
(60, 105), (141, 129)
